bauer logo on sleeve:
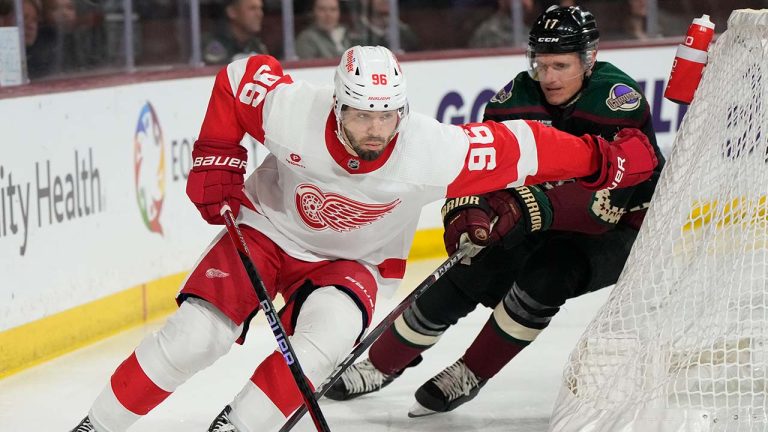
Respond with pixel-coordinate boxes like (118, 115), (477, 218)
(606, 84), (642, 111)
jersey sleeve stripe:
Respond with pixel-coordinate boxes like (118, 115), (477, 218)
(502, 120), (539, 187)
(225, 57), (250, 96)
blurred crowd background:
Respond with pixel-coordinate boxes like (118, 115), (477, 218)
(0, 0), (765, 84)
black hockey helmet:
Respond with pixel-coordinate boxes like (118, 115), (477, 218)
(526, 5), (599, 82)
(528, 5), (599, 54)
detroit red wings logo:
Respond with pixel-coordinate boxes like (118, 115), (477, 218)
(295, 184), (400, 232)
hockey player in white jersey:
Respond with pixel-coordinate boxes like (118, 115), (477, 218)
(70, 45), (657, 432)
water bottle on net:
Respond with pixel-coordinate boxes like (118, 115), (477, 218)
(664, 14), (716, 105)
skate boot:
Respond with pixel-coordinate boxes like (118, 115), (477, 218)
(208, 405), (241, 432)
(408, 358), (487, 417)
(325, 358), (402, 401)
(70, 416), (95, 432)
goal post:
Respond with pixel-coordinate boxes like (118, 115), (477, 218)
(549, 9), (768, 432)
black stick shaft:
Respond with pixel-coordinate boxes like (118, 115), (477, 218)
(278, 246), (469, 432)
(221, 206), (331, 432)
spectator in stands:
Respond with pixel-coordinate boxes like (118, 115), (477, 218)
(202, 0), (268, 65)
(349, 0), (419, 52)
(0, 0), (12, 26)
(0, 0), (40, 53)
(623, 0), (648, 40)
(295, 0), (351, 59)
(469, 0), (535, 48)
(22, 0), (40, 48)
(26, 0), (105, 78)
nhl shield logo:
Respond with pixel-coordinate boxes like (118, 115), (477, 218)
(347, 159), (360, 170)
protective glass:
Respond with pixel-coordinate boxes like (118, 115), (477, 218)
(526, 49), (595, 82)
(339, 108), (403, 131)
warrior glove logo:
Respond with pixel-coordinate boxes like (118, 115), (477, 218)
(295, 183), (400, 232)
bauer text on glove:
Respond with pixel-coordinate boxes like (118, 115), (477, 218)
(579, 128), (658, 191)
(186, 140), (248, 225)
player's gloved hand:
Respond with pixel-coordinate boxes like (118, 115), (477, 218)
(578, 128), (658, 191)
(484, 185), (552, 248)
(442, 196), (494, 260)
(186, 140), (248, 225)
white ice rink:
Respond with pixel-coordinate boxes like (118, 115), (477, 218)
(0, 258), (610, 432)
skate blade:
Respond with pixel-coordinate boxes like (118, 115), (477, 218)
(407, 401), (439, 418)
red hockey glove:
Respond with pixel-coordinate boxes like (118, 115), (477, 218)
(578, 128), (658, 191)
(186, 140), (248, 225)
(442, 196), (494, 257)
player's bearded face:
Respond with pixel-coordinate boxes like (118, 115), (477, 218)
(530, 52), (587, 106)
(340, 108), (400, 161)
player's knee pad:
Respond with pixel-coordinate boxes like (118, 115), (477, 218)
(135, 298), (242, 390)
(492, 282), (560, 343)
(289, 286), (363, 386)
(392, 302), (450, 348)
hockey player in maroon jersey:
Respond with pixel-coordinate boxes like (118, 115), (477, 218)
(326, 6), (665, 418)
(70, 44), (657, 432)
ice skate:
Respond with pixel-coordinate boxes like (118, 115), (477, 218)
(325, 358), (401, 400)
(408, 358), (487, 417)
(208, 405), (240, 432)
(70, 416), (95, 432)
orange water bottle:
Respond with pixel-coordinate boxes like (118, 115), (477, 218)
(664, 14), (716, 105)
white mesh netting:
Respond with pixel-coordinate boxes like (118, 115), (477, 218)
(549, 9), (768, 432)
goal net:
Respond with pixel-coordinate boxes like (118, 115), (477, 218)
(549, 9), (768, 432)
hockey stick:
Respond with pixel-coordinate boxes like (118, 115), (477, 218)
(220, 204), (332, 432)
(278, 243), (472, 432)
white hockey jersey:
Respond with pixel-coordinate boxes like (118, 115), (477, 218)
(196, 55), (601, 291)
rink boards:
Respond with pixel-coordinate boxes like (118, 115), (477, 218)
(0, 44), (684, 378)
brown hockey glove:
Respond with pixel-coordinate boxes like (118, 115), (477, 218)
(442, 186), (553, 258)
(578, 128), (658, 191)
(485, 185), (553, 248)
(442, 196), (494, 257)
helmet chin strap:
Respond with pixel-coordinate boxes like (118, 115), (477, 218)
(333, 102), (360, 157)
